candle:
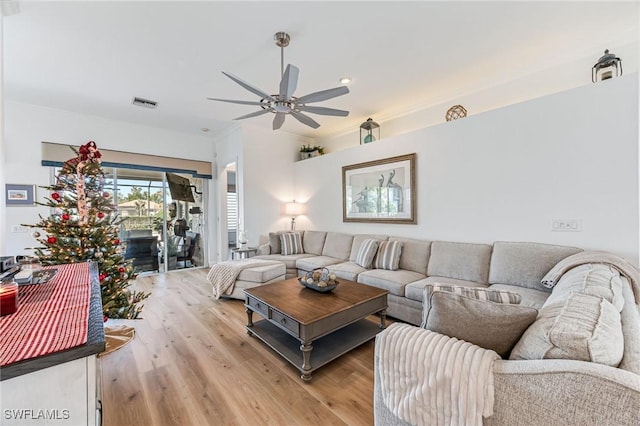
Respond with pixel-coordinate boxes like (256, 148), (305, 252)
(0, 281), (18, 316)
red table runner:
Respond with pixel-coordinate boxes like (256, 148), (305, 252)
(0, 262), (91, 367)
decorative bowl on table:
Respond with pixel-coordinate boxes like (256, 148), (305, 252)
(298, 267), (339, 293)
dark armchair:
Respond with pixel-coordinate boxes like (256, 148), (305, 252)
(124, 231), (159, 273)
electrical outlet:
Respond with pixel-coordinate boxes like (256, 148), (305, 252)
(11, 225), (29, 233)
(552, 219), (582, 232)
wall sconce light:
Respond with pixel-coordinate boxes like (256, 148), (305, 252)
(592, 49), (622, 83)
(360, 118), (380, 144)
(284, 200), (305, 231)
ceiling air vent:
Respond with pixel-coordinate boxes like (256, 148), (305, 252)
(132, 97), (158, 109)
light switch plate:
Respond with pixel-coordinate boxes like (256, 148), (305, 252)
(552, 219), (582, 232)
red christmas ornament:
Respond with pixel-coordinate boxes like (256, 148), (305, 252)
(47, 236), (57, 244)
(61, 213), (70, 221)
(103, 192), (110, 199)
(118, 266), (126, 273)
(99, 273), (106, 281)
(103, 315), (108, 323)
(51, 192), (60, 200)
(113, 239), (120, 245)
(97, 212), (105, 219)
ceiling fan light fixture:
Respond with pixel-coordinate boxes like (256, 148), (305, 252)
(209, 31), (350, 131)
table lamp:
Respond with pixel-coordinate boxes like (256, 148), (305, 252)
(284, 201), (305, 231)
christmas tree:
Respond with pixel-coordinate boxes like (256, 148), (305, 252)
(25, 141), (149, 319)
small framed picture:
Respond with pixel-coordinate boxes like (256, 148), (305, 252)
(6, 184), (36, 206)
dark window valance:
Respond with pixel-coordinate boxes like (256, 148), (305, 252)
(41, 142), (212, 179)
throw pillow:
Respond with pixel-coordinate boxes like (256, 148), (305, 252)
(423, 291), (538, 358)
(268, 232), (282, 254)
(373, 240), (403, 271)
(421, 284), (522, 328)
(354, 239), (380, 269)
(510, 293), (623, 367)
(280, 232), (304, 255)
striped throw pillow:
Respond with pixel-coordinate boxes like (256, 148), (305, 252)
(421, 284), (522, 328)
(280, 232), (304, 255)
(373, 240), (403, 271)
(355, 239), (380, 269)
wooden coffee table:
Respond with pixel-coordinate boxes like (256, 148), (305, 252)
(244, 278), (388, 381)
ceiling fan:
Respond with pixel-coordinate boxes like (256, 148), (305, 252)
(208, 32), (350, 130)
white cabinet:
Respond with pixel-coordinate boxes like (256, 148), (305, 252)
(0, 355), (101, 426)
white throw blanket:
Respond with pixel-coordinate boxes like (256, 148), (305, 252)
(207, 259), (278, 299)
(541, 250), (640, 304)
(376, 323), (500, 426)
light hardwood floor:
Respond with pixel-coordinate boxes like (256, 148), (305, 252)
(100, 268), (382, 426)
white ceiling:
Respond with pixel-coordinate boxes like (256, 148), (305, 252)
(3, 1), (639, 140)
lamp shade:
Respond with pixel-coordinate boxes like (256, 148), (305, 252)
(284, 201), (305, 216)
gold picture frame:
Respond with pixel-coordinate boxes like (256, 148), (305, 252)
(342, 153), (416, 224)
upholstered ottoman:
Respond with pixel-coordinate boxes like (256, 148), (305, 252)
(223, 261), (285, 300)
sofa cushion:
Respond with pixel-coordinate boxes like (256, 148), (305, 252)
(237, 262), (286, 283)
(349, 234), (389, 262)
(357, 269), (425, 297)
(296, 256), (344, 272)
(423, 291), (538, 357)
(510, 293), (624, 367)
(355, 239), (380, 268)
(427, 241), (492, 284)
(281, 232), (304, 255)
(489, 241), (582, 291)
(327, 261), (367, 281)
(405, 276), (487, 302)
(322, 232), (354, 260)
(488, 284), (549, 309)
(545, 264), (625, 312)
(253, 253), (314, 269)
(302, 231), (327, 256)
(389, 237), (431, 275)
(374, 240), (403, 271)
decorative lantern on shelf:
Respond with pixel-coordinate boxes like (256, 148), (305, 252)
(592, 49), (622, 83)
(360, 118), (380, 145)
(445, 105), (467, 122)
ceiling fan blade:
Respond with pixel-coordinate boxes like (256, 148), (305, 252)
(222, 71), (275, 101)
(298, 105), (349, 117)
(290, 111), (320, 129)
(279, 64), (299, 101)
(273, 112), (287, 130)
(207, 98), (266, 106)
(296, 86), (349, 104)
(233, 109), (271, 120)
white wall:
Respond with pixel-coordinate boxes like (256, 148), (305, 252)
(2, 101), (217, 260)
(320, 41), (639, 154)
(240, 124), (311, 244)
(212, 123), (312, 261)
(295, 74), (639, 264)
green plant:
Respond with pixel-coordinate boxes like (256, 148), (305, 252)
(299, 144), (324, 154)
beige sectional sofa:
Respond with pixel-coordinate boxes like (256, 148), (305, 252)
(255, 230), (580, 324)
(256, 230), (640, 425)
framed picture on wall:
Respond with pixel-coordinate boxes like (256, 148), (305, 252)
(342, 153), (416, 224)
(5, 184), (36, 206)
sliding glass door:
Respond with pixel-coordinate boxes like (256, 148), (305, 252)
(57, 166), (206, 274)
